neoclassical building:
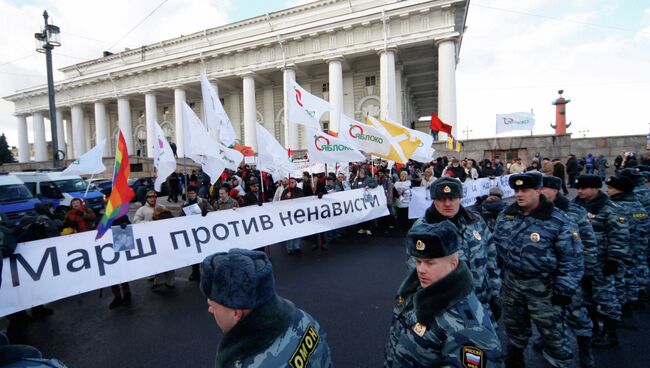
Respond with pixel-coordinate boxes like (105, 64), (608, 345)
(4, 0), (468, 162)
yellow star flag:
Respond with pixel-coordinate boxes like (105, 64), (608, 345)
(365, 116), (421, 164)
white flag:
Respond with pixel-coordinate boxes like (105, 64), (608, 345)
(306, 126), (365, 164)
(61, 139), (106, 176)
(200, 72), (237, 147)
(339, 114), (392, 156)
(152, 123), (176, 192)
(288, 80), (331, 130)
(182, 102), (226, 184)
(496, 112), (535, 134)
(255, 122), (295, 178)
(216, 142), (244, 172)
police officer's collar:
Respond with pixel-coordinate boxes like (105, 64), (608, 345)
(397, 262), (474, 326)
(609, 191), (637, 203)
(573, 190), (608, 214)
(503, 194), (554, 220)
(216, 296), (295, 368)
(553, 194), (570, 212)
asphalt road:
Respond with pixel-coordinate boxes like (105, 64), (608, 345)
(4, 190), (649, 367)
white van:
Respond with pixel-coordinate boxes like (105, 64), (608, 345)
(13, 171), (105, 215)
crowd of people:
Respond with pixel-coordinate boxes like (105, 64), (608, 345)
(1, 149), (649, 367)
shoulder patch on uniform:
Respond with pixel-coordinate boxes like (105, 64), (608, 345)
(633, 213), (647, 219)
(617, 216), (626, 223)
(462, 345), (485, 368)
(571, 231), (581, 241)
(412, 322), (426, 336)
(289, 324), (320, 368)
(504, 215), (515, 219)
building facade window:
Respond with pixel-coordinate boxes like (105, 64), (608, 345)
(365, 75), (376, 87)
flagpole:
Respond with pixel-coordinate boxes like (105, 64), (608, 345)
(84, 173), (94, 198)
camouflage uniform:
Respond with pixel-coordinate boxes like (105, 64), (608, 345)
(215, 296), (332, 368)
(407, 206), (501, 315)
(553, 194), (595, 337)
(385, 262), (503, 367)
(574, 191), (629, 321)
(609, 192), (648, 304)
(494, 196), (583, 368)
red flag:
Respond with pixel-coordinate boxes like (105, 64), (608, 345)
(430, 112), (452, 134)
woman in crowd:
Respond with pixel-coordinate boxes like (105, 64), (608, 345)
(63, 198), (96, 233)
(394, 171), (412, 232)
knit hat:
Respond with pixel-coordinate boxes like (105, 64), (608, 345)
(509, 172), (543, 190)
(430, 177), (463, 199)
(406, 221), (459, 259)
(200, 249), (276, 309)
(575, 174), (602, 189)
(488, 187), (503, 198)
(606, 175), (634, 193)
(542, 176), (562, 190)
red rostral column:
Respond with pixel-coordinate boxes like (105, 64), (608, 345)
(551, 89), (571, 134)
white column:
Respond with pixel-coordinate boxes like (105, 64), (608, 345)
(437, 38), (458, 137)
(65, 117), (73, 159)
(145, 92), (157, 158)
(70, 105), (86, 158)
(32, 112), (47, 161)
(94, 101), (108, 156)
(395, 66), (404, 125)
(55, 109), (66, 157)
(299, 81), (312, 149)
(117, 97), (134, 154)
(242, 73), (257, 150)
(84, 115), (92, 153)
(282, 66), (298, 150)
(16, 115), (29, 163)
(262, 86), (274, 133)
(343, 74), (354, 118)
(173, 87), (186, 158)
(228, 92), (242, 144)
(328, 57), (344, 133)
(379, 48), (397, 121)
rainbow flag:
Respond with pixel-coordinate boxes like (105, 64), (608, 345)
(447, 135), (463, 153)
(96, 130), (134, 240)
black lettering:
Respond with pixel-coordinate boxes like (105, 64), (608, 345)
(354, 198), (364, 211)
(66, 249), (91, 272)
(242, 217), (259, 235)
(332, 202), (342, 216)
(369, 194), (380, 208)
(306, 206), (319, 221)
(10, 247), (60, 287)
(320, 204), (331, 219)
(259, 215), (274, 230)
(212, 223), (229, 240)
(94, 244), (120, 277)
(294, 209), (306, 224)
(170, 230), (191, 250)
(279, 211), (293, 226)
(227, 221), (241, 237)
(343, 200), (353, 214)
(126, 236), (157, 260)
(192, 227), (210, 253)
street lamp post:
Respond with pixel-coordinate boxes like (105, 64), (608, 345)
(34, 10), (61, 168)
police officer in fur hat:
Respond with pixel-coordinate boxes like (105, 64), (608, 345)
(200, 249), (332, 367)
(573, 174), (629, 348)
(385, 221), (503, 367)
(408, 177), (501, 324)
(605, 175), (648, 319)
(493, 172), (584, 368)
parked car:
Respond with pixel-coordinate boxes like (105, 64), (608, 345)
(87, 178), (113, 197)
(0, 173), (41, 228)
(13, 171), (105, 216)
(128, 176), (169, 202)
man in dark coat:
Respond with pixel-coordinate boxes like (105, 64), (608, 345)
(553, 159), (569, 195)
(567, 154), (581, 188)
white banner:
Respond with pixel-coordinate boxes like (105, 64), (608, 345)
(0, 187), (388, 317)
(496, 112), (535, 134)
(408, 175), (515, 219)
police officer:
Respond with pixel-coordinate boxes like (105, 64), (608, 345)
(408, 177), (501, 322)
(620, 167), (650, 214)
(573, 174), (629, 348)
(385, 221), (503, 367)
(494, 172), (583, 368)
(200, 249), (332, 367)
(540, 175), (595, 368)
(605, 175), (648, 317)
